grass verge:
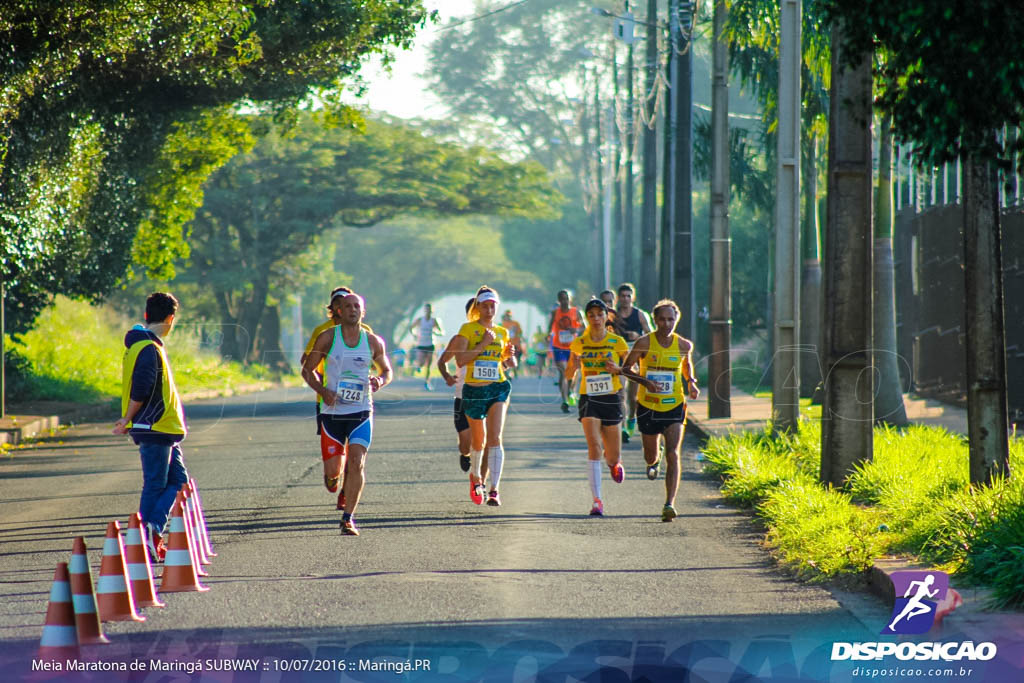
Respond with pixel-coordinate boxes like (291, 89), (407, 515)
(702, 421), (1024, 608)
(5, 296), (277, 404)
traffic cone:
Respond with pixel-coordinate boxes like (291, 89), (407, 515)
(95, 521), (145, 622)
(38, 562), (79, 660)
(160, 496), (210, 593)
(181, 485), (209, 575)
(68, 537), (108, 645)
(125, 514), (164, 609)
(189, 477), (217, 557)
(185, 485), (210, 566)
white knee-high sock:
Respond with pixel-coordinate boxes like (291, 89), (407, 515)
(470, 449), (483, 479)
(588, 460), (602, 499)
(489, 445), (504, 491)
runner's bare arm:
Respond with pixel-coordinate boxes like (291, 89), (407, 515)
(437, 336), (460, 385)
(678, 336), (699, 399)
(301, 328), (338, 405)
(369, 334), (392, 391)
(615, 336), (658, 391)
(454, 330), (494, 367)
(565, 351), (580, 386)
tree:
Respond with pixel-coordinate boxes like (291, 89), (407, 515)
(327, 217), (545, 351)
(427, 0), (625, 290)
(825, 0), (1020, 482)
(184, 114), (561, 363)
(0, 1), (429, 333)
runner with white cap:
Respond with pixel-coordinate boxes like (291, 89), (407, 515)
(447, 286), (516, 506)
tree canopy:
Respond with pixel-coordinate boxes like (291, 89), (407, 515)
(825, 0), (1024, 168)
(0, 0), (430, 333)
(181, 113), (561, 363)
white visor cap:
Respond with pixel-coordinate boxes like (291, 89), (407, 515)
(476, 291), (499, 305)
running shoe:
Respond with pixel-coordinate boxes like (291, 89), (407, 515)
(646, 457), (661, 481)
(424, 380), (433, 391)
(486, 490), (501, 506)
(560, 402), (569, 414)
(144, 524), (166, 563)
(610, 462), (625, 483)
(341, 518), (360, 536)
(590, 498), (604, 516)
(626, 418), (637, 436)
(459, 454), (471, 472)
(336, 488), (346, 511)
(621, 429), (630, 444)
(567, 394), (578, 407)
(324, 474), (340, 493)
(661, 504), (677, 522)
(470, 474), (484, 505)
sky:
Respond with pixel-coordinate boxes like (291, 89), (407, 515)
(355, 0), (478, 119)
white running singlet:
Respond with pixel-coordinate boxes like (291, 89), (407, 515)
(323, 329), (373, 415)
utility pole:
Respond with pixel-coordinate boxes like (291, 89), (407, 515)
(639, 0), (659, 303)
(821, 19), (874, 486)
(708, 0), (731, 418)
(612, 40), (624, 285)
(773, 0), (801, 432)
(624, 1), (636, 284)
(595, 69), (611, 290)
(660, 0), (679, 297)
(672, 2), (695, 340)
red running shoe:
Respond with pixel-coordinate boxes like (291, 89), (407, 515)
(611, 462), (625, 483)
(470, 474), (484, 505)
(336, 488), (346, 511)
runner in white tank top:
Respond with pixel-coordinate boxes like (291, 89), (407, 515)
(301, 292), (393, 537)
(409, 303), (443, 391)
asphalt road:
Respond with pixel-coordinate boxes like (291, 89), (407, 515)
(0, 375), (888, 681)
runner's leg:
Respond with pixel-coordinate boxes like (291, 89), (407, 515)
(662, 422), (684, 506)
(485, 399), (509, 496)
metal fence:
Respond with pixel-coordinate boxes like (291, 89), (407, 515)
(893, 203), (1023, 425)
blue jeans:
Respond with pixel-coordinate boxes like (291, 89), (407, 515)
(138, 441), (188, 534)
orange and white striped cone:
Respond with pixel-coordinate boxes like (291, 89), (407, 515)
(160, 496), (210, 593)
(184, 482), (211, 566)
(95, 521), (145, 622)
(39, 563), (79, 660)
(189, 477), (217, 557)
(68, 537), (108, 645)
(182, 484), (211, 572)
(125, 513), (164, 608)
(37, 565), (79, 659)
(179, 487), (209, 577)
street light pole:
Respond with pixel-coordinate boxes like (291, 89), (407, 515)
(660, 0), (679, 297)
(639, 0), (659, 304)
(672, 2), (695, 341)
(624, 2), (636, 284)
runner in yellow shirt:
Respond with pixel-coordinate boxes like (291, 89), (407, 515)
(446, 286), (517, 506)
(619, 299), (700, 522)
(565, 299), (630, 516)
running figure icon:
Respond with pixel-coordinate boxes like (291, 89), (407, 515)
(887, 574), (938, 632)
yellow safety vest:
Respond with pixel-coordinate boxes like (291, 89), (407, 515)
(121, 339), (187, 436)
